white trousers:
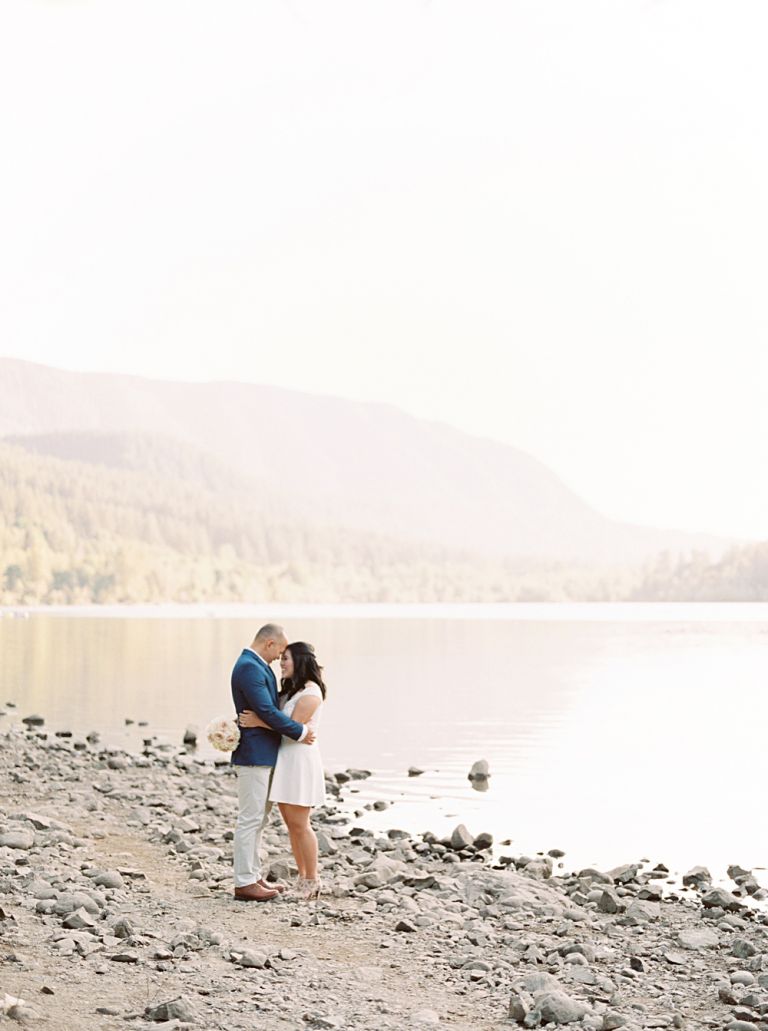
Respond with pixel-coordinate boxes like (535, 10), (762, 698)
(233, 765), (273, 888)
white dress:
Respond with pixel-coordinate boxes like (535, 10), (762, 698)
(268, 682), (326, 808)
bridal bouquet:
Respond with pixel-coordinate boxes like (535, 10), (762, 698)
(206, 716), (240, 752)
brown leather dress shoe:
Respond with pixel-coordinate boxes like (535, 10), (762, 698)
(258, 878), (286, 894)
(234, 882), (279, 902)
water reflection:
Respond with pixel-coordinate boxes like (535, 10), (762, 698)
(2, 608), (767, 877)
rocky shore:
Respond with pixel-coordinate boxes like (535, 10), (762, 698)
(1, 724), (767, 1031)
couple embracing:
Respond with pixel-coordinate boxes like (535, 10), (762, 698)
(230, 623), (327, 902)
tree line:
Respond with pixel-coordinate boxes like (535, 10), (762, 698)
(1, 441), (765, 604)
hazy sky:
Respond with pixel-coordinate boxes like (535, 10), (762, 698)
(2, 1), (767, 540)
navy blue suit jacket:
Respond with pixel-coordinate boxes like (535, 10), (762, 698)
(230, 649), (304, 767)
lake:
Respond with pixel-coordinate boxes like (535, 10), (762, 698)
(2, 603), (767, 883)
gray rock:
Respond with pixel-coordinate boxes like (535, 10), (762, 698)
(94, 870), (125, 890)
(607, 863), (640, 884)
(730, 938), (758, 959)
(602, 1012), (626, 1030)
(183, 726), (197, 745)
(533, 990), (589, 1024)
(682, 865), (712, 888)
(619, 900), (659, 925)
(6, 1003), (42, 1025)
(702, 887), (743, 911)
(676, 926), (718, 949)
(315, 830), (338, 857)
(473, 831), (493, 850)
(468, 759), (490, 781)
(62, 907), (96, 930)
(408, 766), (425, 777)
(144, 996), (198, 1022)
(523, 857), (553, 880)
(509, 991), (532, 1022)
(109, 950), (139, 963)
(730, 970), (755, 986)
(725, 1023), (759, 1031)
(53, 893), (101, 916)
(112, 918), (135, 939)
(238, 949), (267, 968)
(395, 919), (417, 932)
(412, 1011), (440, 1026)
(597, 889), (623, 914)
(450, 824), (474, 851)
(521, 972), (561, 994)
(267, 859), (295, 882)
(0, 829), (35, 850)
(354, 854), (408, 889)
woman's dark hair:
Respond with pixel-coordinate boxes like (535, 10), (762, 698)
(280, 642), (327, 701)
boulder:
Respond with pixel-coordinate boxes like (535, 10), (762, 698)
(677, 927), (718, 949)
(144, 996), (198, 1022)
(702, 887), (743, 911)
(449, 824), (474, 851)
(607, 863), (640, 884)
(0, 829), (35, 850)
(353, 855), (408, 889)
(94, 870), (125, 890)
(237, 949), (267, 968)
(524, 857), (553, 880)
(62, 907), (96, 930)
(682, 865), (712, 888)
(533, 990), (589, 1024)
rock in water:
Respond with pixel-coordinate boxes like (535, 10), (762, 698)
(183, 726), (197, 746)
(408, 766), (425, 777)
(22, 714), (44, 726)
(682, 865), (712, 888)
(467, 759), (490, 782)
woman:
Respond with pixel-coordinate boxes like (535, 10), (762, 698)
(239, 641), (327, 900)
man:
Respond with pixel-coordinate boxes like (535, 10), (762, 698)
(230, 623), (316, 901)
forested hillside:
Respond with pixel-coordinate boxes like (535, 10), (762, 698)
(630, 544), (768, 601)
(0, 437), (635, 604)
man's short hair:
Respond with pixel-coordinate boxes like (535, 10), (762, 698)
(255, 623), (286, 642)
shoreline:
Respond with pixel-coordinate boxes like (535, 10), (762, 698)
(1, 726), (767, 1029)
(4, 601), (768, 622)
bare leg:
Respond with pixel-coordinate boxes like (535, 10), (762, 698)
(279, 803), (318, 881)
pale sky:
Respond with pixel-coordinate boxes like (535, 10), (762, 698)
(1, 1), (767, 540)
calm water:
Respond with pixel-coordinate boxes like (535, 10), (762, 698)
(2, 604), (767, 882)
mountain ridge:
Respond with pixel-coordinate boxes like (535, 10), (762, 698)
(0, 357), (731, 564)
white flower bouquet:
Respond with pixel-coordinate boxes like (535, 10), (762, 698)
(206, 715), (241, 752)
